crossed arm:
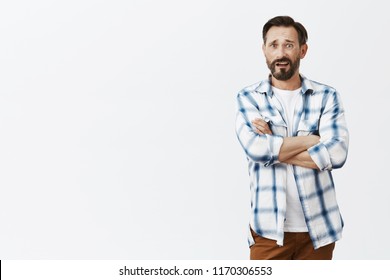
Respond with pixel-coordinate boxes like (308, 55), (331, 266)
(252, 118), (320, 169)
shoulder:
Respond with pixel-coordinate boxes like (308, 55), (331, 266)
(236, 79), (269, 99)
(302, 76), (338, 96)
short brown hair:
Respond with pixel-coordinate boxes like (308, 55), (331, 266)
(262, 16), (308, 46)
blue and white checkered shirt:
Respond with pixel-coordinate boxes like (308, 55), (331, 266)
(235, 75), (349, 249)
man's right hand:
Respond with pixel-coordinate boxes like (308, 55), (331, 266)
(278, 135), (320, 163)
(306, 135), (320, 149)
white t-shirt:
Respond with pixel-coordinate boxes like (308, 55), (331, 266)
(272, 86), (308, 232)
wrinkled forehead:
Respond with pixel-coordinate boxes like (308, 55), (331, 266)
(264, 26), (299, 44)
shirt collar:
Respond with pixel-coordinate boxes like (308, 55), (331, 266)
(255, 74), (314, 96)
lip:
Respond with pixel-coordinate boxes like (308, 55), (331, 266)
(275, 62), (289, 67)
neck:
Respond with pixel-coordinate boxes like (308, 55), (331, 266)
(271, 72), (301, 90)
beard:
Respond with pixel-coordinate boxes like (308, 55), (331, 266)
(267, 55), (300, 81)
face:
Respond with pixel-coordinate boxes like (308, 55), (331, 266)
(262, 26), (307, 81)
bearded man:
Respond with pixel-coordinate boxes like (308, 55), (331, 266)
(235, 16), (349, 260)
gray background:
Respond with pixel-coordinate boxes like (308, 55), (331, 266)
(0, 0), (388, 259)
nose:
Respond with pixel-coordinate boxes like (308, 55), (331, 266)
(274, 46), (287, 59)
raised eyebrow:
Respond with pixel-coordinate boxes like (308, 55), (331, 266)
(268, 40), (278, 45)
(267, 39), (295, 45)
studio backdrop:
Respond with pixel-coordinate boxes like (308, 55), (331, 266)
(0, 0), (389, 259)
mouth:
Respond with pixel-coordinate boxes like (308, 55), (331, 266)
(275, 61), (289, 68)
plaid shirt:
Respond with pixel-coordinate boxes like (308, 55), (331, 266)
(235, 75), (349, 249)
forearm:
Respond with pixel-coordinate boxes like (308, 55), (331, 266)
(282, 151), (319, 170)
(236, 115), (284, 166)
(278, 135), (320, 162)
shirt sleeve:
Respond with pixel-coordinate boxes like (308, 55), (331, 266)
(308, 90), (349, 171)
(235, 91), (284, 167)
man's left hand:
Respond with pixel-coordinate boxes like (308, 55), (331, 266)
(252, 118), (272, 135)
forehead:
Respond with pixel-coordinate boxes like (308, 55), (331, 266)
(265, 26), (299, 43)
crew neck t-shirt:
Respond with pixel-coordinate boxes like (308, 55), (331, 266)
(272, 86), (308, 232)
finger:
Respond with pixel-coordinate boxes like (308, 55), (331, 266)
(254, 128), (264, 135)
(252, 118), (266, 123)
(255, 125), (272, 135)
(255, 123), (266, 130)
(256, 123), (268, 132)
(252, 119), (267, 126)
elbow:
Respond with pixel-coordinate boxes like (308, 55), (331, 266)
(245, 150), (278, 166)
(330, 141), (349, 169)
(330, 151), (348, 169)
(244, 135), (283, 167)
(236, 136), (274, 166)
(236, 131), (283, 167)
(323, 136), (349, 170)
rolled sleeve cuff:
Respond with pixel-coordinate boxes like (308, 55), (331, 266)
(264, 134), (284, 167)
(308, 142), (332, 171)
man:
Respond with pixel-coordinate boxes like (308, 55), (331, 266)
(235, 16), (349, 260)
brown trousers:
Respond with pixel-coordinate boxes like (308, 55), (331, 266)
(250, 228), (335, 260)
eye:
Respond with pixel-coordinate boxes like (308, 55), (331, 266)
(286, 43), (293, 48)
(270, 43), (277, 48)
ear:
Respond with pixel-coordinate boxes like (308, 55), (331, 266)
(300, 44), (308, 59)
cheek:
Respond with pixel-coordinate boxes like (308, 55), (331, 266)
(265, 56), (273, 66)
(264, 51), (276, 61)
